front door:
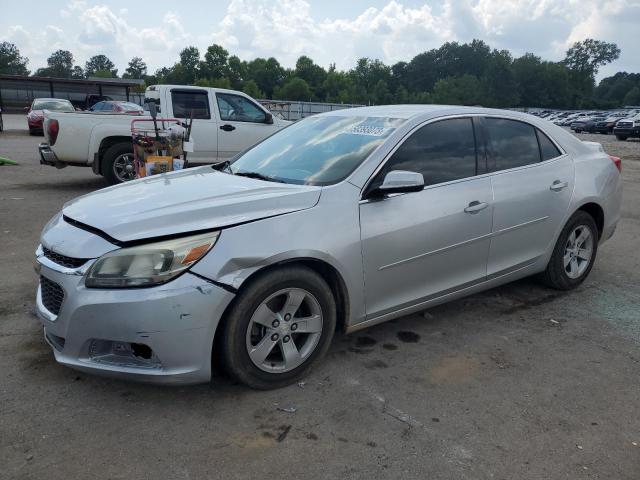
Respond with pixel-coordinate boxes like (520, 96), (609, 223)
(359, 117), (493, 319)
(214, 92), (280, 161)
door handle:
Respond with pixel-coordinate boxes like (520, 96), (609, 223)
(550, 180), (568, 192)
(220, 124), (235, 132)
(464, 201), (489, 214)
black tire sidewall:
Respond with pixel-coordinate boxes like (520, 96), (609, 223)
(221, 266), (336, 389)
(544, 211), (599, 290)
(101, 143), (133, 185)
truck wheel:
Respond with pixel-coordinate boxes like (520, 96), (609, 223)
(615, 135), (627, 141)
(101, 143), (135, 185)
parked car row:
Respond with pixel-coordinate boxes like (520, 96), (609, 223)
(532, 109), (640, 141)
(25, 96), (144, 135)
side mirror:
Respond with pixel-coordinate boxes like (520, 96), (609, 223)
(24, 106), (30, 112)
(368, 170), (424, 198)
(264, 112), (274, 124)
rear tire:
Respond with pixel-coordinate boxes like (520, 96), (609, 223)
(101, 143), (135, 185)
(539, 211), (598, 290)
(220, 266), (336, 390)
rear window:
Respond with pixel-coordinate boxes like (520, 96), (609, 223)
(486, 118), (540, 171)
(536, 130), (562, 161)
(32, 99), (74, 112)
(171, 90), (210, 119)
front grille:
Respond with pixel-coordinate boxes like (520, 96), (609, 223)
(42, 246), (88, 269)
(617, 121), (633, 128)
(40, 276), (64, 315)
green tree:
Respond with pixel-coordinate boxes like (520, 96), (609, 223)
(201, 44), (229, 79)
(563, 39), (620, 107)
(242, 79), (264, 99)
(322, 67), (351, 102)
(123, 57), (147, 79)
(295, 55), (327, 99)
(431, 75), (483, 105)
(245, 57), (285, 98)
(623, 86), (640, 106)
(35, 49), (74, 77)
(85, 55), (118, 77)
(178, 46), (200, 84)
(0, 41), (29, 75)
(71, 65), (84, 79)
(481, 50), (519, 107)
(227, 55), (246, 89)
(274, 77), (312, 101)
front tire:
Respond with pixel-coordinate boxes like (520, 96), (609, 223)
(540, 211), (598, 290)
(101, 142), (135, 185)
(220, 266), (336, 389)
(615, 135), (628, 141)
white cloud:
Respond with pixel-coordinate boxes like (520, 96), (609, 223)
(2, 0), (639, 79)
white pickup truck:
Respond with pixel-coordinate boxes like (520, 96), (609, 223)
(39, 85), (290, 184)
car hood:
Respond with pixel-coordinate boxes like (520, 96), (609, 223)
(62, 167), (321, 243)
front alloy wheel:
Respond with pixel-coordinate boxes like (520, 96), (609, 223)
(246, 288), (323, 373)
(220, 266), (336, 389)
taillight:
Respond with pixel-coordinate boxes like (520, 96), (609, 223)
(47, 119), (59, 146)
(609, 155), (621, 173)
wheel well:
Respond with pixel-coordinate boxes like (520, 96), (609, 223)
(210, 258), (351, 376)
(578, 202), (604, 238)
(96, 136), (131, 174)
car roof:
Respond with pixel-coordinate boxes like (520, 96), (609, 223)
(33, 98), (71, 102)
(314, 104), (554, 125)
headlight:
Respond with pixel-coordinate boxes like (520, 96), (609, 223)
(85, 231), (219, 288)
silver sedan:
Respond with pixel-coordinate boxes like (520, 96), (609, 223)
(35, 105), (623, 389)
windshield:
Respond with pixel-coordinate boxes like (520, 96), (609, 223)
(32, 99), (73, 111)
(229, 115), (405, 185)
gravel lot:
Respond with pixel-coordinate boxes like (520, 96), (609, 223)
(1, 114), (639, 479)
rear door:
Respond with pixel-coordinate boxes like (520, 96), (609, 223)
(168, 88), (218, 162)
(359, 117), (493, 319)
(214, 92), (281, 161)
(484, 117), (574, 276)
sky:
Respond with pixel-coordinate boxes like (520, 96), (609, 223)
(1, 0), (639, 80)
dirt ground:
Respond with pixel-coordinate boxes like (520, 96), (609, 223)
(1, 115), (639, 479)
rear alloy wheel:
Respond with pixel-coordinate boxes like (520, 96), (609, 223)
(101, 143), (135, 185)
(220, 266), (336, 389)
(540, 211), (598, 290)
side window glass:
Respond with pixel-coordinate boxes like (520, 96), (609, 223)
(171, 91), (210, 119)
(537, 129), (562, 161)
(374, 118), (477, 189)
(216, 93), (266, 123)
(486, 118), (540, 171)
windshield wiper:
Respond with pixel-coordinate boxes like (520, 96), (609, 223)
(212, 160), (232, 173)
(234, 171), (285, 183)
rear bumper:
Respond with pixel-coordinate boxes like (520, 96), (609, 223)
(39, 143), (59, 167)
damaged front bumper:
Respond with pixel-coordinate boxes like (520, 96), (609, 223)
(35, 253), (235, 385)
